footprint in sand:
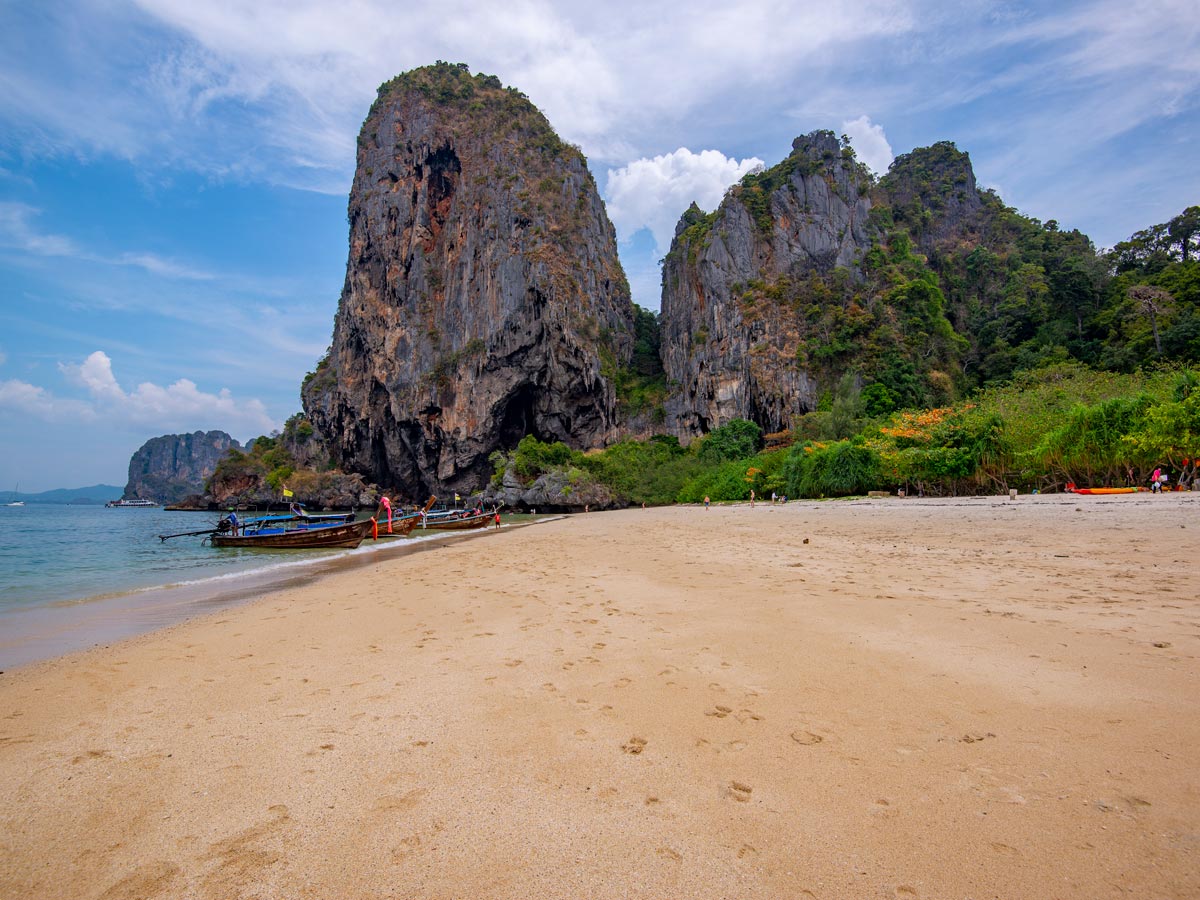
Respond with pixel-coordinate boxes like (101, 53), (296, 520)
(727, 781), (753, 802)
(656, 847), (682, 861)
(791, 730), (824, 746)
(706, 705), (733, 718)
(622, 736), (648, 755)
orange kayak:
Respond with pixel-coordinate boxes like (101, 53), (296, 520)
(1068, 487), (1142, 495)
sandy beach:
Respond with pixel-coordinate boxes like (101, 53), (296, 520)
(1, 494), (1197, 899)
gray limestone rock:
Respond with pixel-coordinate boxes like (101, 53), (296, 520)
(302, 64), (634, 501)
(659, 131), (874, 438)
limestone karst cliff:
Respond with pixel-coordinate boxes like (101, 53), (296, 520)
(659, 131), (877, 436)
(123, 431), (242, 504)
(302, 63), (635, 499)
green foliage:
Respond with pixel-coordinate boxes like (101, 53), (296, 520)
(510, 434), (577, 480)
(677, 457), (761, 503)
(609, 306), (668, 419)
(783, 439), (882, 497)
(282, 413), (315, 442)
(697, 419), (763, 462)
(1031, 395), (1151, 483)
(580, 438), (701, 506)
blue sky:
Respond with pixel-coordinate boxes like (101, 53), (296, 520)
(1, 0), (1196, 492)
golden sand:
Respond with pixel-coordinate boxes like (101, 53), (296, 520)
(1, 494), (1198, 899)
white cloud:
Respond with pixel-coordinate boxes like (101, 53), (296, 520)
(0, 202), (216, 282)
(605, 148), (764, 253)
(0, 1), (919, 187)
(0, 379), (95, 422)
(0, 350), (283, 434)
(0, 202), (79, 257)
(840, 115), (894, 175)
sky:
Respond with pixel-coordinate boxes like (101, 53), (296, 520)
(0, 0), (1197, 492)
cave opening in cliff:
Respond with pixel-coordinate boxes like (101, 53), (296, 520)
(497, 384), (548, 448)
(425, 143), (460, 206)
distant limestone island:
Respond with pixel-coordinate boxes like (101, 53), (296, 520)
(118, 426), (379, 511)
(117, 62), (1199, 510)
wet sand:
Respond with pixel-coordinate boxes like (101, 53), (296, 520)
(1, 494), (1197, 899)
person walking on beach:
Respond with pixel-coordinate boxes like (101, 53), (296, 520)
(750, 489), (756, 507)
(493, 509), (501, 530)
(704, 495), (710, 510)
(1153, 466), (1163, 493)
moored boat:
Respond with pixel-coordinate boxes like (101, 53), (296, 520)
(419, 508), (495, 531)
(106, 498), (159, 508)
(210, 515), (375, 549)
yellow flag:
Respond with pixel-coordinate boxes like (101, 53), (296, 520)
(282, 488), (294, 497)
(454, 493), (460, 501)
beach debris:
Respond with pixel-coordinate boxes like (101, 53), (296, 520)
(959, 732), (996, 743)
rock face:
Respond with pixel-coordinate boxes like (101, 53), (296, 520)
(302, 63), (634, 500)
(483, 467), (621, 513)
(124, 431), (242, 503)
(880, 141), (985, 252)
(660, 131), (875, 437)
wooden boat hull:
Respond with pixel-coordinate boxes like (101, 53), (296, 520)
(420, 513), (492, 531)
(211, 518), (374, 549)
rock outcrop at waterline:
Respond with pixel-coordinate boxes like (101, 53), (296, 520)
(302, 63), (635, 500)
(123, 431), (242, 504)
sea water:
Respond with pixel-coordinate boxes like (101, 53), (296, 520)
(0, 503), (459, 670)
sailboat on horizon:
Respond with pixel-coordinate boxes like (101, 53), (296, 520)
(6, 482), (25, 506)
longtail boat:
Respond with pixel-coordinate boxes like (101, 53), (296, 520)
(375, 496), (437, 537)
(209, 515), (376, 549)
(419, 508), (496, 531)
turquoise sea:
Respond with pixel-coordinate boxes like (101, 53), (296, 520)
(0, 503), (471, 671)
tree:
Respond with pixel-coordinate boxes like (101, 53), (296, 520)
(1128, 285), (1175, 355)
(698, 419), (763, 462)
(1168, 206), (1200, 264)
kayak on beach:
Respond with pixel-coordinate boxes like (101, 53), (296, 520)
(1064, 484), (1144, 495)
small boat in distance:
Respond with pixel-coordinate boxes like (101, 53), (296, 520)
(106, 498), (159, 508)
(6, 482), (24, 506)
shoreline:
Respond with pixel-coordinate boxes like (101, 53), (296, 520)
(0, 519), (548, 674)
(1, 495), (1197, 898)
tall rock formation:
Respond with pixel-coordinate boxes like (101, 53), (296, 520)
(303, 63), (634, 499)
(660, 131), (978, 438)
(123, 431), (242, 503)
(659, 131), (876, 436)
